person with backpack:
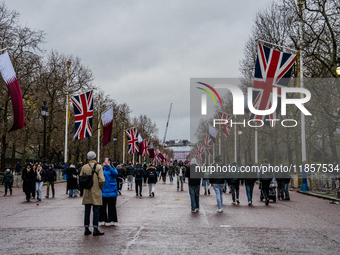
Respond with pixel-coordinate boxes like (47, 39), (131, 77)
(125, 162), (134, 191)
(2, 169), (13, 196)
(132, 163), (146, 198)
(116, 165), (126, 195)
(45, 164), (57, 198)
(80, 151), (105, 236)
(146, 164), (157, 196)
(99, 158), (118, 226)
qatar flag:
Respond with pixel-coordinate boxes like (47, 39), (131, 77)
(101, 107), (113, 147)
(0, 52), (26, 131)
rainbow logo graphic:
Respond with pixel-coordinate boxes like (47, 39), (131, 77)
(196, 82), (222, 115)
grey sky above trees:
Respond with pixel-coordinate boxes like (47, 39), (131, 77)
(4, 0), (273, 141)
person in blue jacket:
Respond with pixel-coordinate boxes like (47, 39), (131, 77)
(99, 159), (118, 226)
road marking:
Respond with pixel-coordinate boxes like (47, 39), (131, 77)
(220, 225), (231, 228)
(123, 225), (144, 255)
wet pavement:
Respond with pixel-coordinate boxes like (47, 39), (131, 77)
(1, 179), (340, 254)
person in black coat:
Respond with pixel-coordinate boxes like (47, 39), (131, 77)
(116, 165), (126, 195)
(186, 158), (201, 212)
(45, 164), (57, 198)
(63, 164), (79, 197)
(22, 164), (35, 202)
(146, 164), (157, 196)
(260, 159), (273, 206)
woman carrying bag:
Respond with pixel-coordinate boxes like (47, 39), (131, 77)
(99, 159), (119, 226)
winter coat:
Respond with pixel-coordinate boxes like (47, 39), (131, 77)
(64, 167), (78, 190)
(132, 166), (146, 181)
(45, 168), (57, 183)
(175, 164), (186, 176)
(22, 166), (35, 193)
(102, 165), (118, 198)
(80, 160), (105, 205)
(168, 165), (175, 175)
(126, 165), (134, 175)
(146, 167), (157, 184)
(185, 163), (200, 186)
(2, 172), (13, 186)
(160, 165), (168, 176)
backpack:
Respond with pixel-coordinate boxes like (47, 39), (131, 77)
(79, 163), (98, 189)
(148, 170), (156, 178)
(135, 168), (143, 178)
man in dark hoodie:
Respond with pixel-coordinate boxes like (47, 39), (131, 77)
(185, 158), (201, 213)
(146, 164), (157, 196)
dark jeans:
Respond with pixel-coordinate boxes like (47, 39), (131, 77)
(277, 180), (285, 199)
(5, 185), (12, 195)
(84, 204), (100, 228)
(189, 185), (200, 211)
(135, 180), (143, 195)
(116, 178), (123, 191)
(100, 197), (117, 223)
(284, 183), (290, 199)
(161, 174), (166, 183)
(261, 181), (271, 201)
(143, 176), (148, 184)
(31, 182), (36, 198)
(231, 184), (239, 202)
(245, 185), (254, 202)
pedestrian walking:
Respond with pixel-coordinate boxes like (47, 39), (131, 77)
(132, 163), (146, 198)
(210, 156), (225, 212)
(80, 151), (105, 236)
(160, 162), (168, 184)
(186, 158), (200, 213)
(15, 162), (21, 175)
(202, 166), (210, 195)
(175, 161), (186, 191)
(22, 163), (34, 202)
(276, 177), (285, 201)
(31, 164), (37, 199)
(260, 159), (272, 206)
(244, 165), (256, 206)
(45, 164), (57, 198)
(143, 162), (148, 185)
(64, 164), (79, 197)
(229, 163), (240, 205)
(2, 169), (13, 196)
(283, 173), (291, 200)
(34, 164), (45, 201)
(146, 164), (157, 196)
(116, 165), (126, 195)
(168, 162), (175, 184)
(99, 159), (118, 227)
(125, 162), (134, 191)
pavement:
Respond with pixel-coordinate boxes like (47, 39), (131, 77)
(0, 179), (340, 255)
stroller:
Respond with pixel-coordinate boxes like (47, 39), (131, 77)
(260, 178), (277, 203)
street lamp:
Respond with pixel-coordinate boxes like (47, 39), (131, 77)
(113, 133), (117, 163)
(336, 57), (340, 76)
(238, 131), (242, 164)
(41, 100), (49, 170)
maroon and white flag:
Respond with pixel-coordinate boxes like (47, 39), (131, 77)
(101, 107), (113, 147)
(0, 52), (26, 131)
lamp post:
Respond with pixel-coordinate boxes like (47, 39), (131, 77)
(113, 133), (117, 163)
(41, 100), (49, 169)
(65, 60), (71, 167)
(336, 57), (340, 76)
(238, 131), (242, 164)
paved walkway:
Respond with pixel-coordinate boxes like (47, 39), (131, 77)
(0, 179), (340, 254)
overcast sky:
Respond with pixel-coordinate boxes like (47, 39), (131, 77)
(5, 0), (273, 142)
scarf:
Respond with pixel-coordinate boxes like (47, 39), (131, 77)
(37, 168), (42, 181)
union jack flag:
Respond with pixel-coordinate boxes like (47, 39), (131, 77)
(249, 43), (296, 126)
(217, 112), (233, 138)
(196, 144), (205, 160)
(204, 135), (212, 156)
(126, 127), (139, 154)
(71, 90), (94, 140)
(142, 139), (150, 157)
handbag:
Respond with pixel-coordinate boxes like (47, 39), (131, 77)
(79, 163), (98, 189)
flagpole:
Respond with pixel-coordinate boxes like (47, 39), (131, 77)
(234, 116), (237, 163)
(97, 90), (100, 162)
(64, 60), (71, 166)
(123, 128), (125, 163)
(133, 153), (135, 165)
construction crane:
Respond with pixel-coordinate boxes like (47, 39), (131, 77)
(162, 103), (172, 146)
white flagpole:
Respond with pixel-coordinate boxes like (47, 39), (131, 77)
(97, 90), (100, 162)
(64, 94), (68, 165)
(255, 128), (258, 165)
(234, 117), (237, 163)
(123, 129), (125, 163)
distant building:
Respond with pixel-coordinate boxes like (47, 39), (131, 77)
(165, 139), (192, 162)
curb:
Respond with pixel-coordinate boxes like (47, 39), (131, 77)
(297, 190), (340, 202)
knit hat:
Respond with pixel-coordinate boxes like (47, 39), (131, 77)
(87, 151), (96, 160)
(6, 169), (10, 172)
